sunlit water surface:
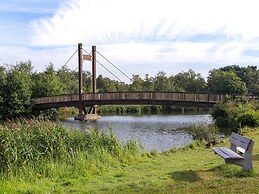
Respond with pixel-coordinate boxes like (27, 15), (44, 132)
(61, 114), (212, 152)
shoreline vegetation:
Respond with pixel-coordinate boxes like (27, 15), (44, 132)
(98, 105), (209, 115)
(0, 120), (258, 193)
(50, 105), (210, 121)
(0, 100), (259, 192)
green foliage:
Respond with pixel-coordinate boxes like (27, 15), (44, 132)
(57, 65), (79, 94)
(154, 71), (172, 92)
(98, 105), (164, 114)
(220, 65), (259, 95)
(185, 124), (220, 143)
(97, 75), (127, 92)
(32, 64), (64, 97)
(1, 129), (259, 193)
(143, 74), (154, 91)
(211, 100), (258, 130)
(1, 60), (259, 120)
(0, 61), (33, 119)
(216, 164), (257, 178)
(174, 69), (207, 92)
(211, 102), (230, 128)
(98, 105), (199, 115)
(37, 108), (59, 120)
(130, 74), (144, 91)
(208, 69), (248, 94)
(0, 119), (142, 177)
(236, 110), (259, 127)
(149, 149), (160, 157)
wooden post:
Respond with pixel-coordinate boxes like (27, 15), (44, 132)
(78, 43), (84, 119)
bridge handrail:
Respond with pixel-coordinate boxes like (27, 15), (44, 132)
(33, 91), (227, 105)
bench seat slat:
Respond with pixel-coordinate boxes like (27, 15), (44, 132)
(213, 147), (243, 159)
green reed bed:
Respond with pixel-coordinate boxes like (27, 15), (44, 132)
(0, 119), (142, 181)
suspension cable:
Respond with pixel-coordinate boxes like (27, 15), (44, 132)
(82, 48), (92, 56)
(62, 49), (78, 68)
(96, 50), (132, 81)
(47, 49), (78, 91)
(96, 59), (123, 82)
(83, 48), (123, 82)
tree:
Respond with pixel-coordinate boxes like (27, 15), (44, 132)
(154, 71), (173, 92)
(219, 65), (259, 95)
(207, 69), (248, 94)
(82, 71), (92, 93)
(57, 65), (78, 94)
(130, 75), (144, 91)
(32, 64), (64, 98)
(97, 75), (118, 92)
(117, 82), (129, 92)
(0, 62), (33, 118)
(174, 69), (207, 92)
(143, 74), (154, 91)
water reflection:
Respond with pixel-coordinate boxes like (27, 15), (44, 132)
(61, 114), (212, 152)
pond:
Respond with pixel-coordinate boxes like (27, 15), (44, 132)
(61, 114), (212, 152)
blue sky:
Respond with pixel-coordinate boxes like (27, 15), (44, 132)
(1, 0), (259, 81)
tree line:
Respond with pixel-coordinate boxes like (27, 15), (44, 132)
(0, 60), (259, 119)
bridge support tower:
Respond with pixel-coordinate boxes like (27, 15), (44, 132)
(75, 43), (99, 121)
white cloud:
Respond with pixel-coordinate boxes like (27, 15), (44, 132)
(31, 0), (259, 45)
(0, 46), (79, 72)
(1, 0), (259, 80)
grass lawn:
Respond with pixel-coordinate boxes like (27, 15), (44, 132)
(1, 130), (259, 193)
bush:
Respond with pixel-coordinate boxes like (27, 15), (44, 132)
(188, 124), (220, 143)
(211, 102), (231, 128)
(236, 111), (259, 127)
(211, 100), (257, 130)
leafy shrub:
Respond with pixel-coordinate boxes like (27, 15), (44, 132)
(211, 100), (257, 130)
(211, 102), (231, 128)
(236, 111), (259, 127)
(187, 124), (220, 143)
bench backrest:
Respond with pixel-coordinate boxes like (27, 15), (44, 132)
(230, 132), (252, 152)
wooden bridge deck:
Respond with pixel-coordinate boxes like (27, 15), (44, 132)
(33, 92), (226, 109)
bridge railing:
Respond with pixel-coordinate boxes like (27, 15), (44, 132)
(33, 94), (79, 104)
(82, 92), (225, 102)
(33, 92), (227, 105)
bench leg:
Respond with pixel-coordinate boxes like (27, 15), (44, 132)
(242, 141), (254, 171)
(225, 159), (253, 171)
(243, 160), (253, 171)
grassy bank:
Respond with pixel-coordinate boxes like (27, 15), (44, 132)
(0, 119), (143, 193)
(0, 121), (259, 193)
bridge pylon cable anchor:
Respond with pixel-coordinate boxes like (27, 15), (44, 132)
(74, 113), (101, 121)
(75, 105), (101, 121)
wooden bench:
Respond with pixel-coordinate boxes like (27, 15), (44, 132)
(213, 132), (254, 171)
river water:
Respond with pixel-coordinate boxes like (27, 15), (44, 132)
(61, 114), (212, 152)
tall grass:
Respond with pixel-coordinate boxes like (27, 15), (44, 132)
(0, 119), (142, 180)
(181, 123), (220, 144)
